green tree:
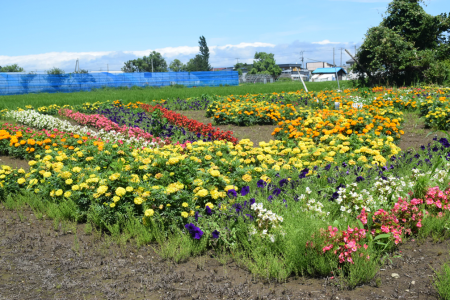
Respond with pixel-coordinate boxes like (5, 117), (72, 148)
(248, 52), (282, 77)
(122, 51), (168, 72)
(47, 67), (65, 75)
(0, 64), (25, 72)
(169, 59), (186, 72)
(185, 55), (203, 72)
(185, 36), (211, 72)
(354, 0), (450, 85)
(198, 36), (211, 71)
(46, 67), (68, 89)
(234, 62), (250, 76)
(381, 0), (450, 51)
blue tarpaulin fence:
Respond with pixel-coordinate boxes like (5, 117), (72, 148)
(0, 71), (239, 95)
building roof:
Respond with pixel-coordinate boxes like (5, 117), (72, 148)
(277, 63), (303, 68)
(312, 67), (347, 74)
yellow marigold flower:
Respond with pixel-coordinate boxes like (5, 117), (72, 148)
(225, 185), (237, 191)
(209, 170), (220, 177)
(110, 203), (116, 208)
(145, 209), (154, 217)
(109, 173), (120, 181)
(17, 178), (26, 184)
(204, 155), (212, 160)
(182, 202), (189, 207)
(134, 197), (144, 205)
(197, 189), (208, 197)
(65, 179), (73, 185)
(155, 173), (163, 179)
(113, 196), (120, 202)
(181, 211), (189, 218)
(28, 160), (37, 166)
(43, 172), (52, 178)
(126, 186), (134, 192)
(55, 189), (63, 196)
(242, 174), (252, 182)
(205, 202), (214, 209)
(64, 191), (72, 198)
(97, 185), (108, 194)
(116, 187), (126, 197)
(72, 167), (81, 173)
(189, 210), (195, 216)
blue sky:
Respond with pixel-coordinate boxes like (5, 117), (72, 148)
(0, 0), (448, 72)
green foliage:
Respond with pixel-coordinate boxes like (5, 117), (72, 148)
(234, 62), (250, 76)
(46, 67), (65, 75)
(355, 0), (450, 86)
(433, 259), (450, 300)
(248, 52), (282, 77)
(185, 36), (211, 72)
(122, 51), (168, 73)
(169, 59), (186, 72)
(382, 0), (449, 51)
(0, 64), (24, 72)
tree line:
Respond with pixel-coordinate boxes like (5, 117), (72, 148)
(2, 36), (284, 77)
(121, 36), (283, 76)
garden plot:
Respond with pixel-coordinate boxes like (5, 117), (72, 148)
(1, 87), (450, 298)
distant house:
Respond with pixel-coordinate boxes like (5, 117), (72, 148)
(311, 67), (347, 82)
(346, 59), (355, 68)
(306, 62), (335, 71)
(278, 63), (303, 72)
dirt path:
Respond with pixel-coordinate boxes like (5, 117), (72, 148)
(0, 205), (448, 299)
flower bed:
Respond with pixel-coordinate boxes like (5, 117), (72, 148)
(2, 86), (450, 283)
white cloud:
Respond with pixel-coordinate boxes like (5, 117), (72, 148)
(312, 40), (342, 45)
(0, 41), (359, 72)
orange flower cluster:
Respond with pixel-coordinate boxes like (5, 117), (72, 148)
(273, 105), (404, 143)
(0, 125), (104, 156)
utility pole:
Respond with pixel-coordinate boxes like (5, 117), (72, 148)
(340, 48), (344, 67)
(74, 59), (80, 73)
(333, 48), (335, 66)
(151, 57), (154, 72)
(355, 45), (357, 55)
(300, 51), (304, 69)
(298, 51), (308, 92)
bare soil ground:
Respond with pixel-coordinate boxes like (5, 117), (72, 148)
(1, 111), (450, 299)
(0, 205), (449, 300)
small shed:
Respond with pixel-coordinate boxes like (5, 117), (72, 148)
(311, 67), (347, 81)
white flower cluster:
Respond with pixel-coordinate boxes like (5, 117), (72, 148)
(371, 175), (413, 205)
(304, 198), (329, 219)
(296, 192), (330, 220)
(431, 168), (450, 185)
(6, 110), (157, 147)
(412, 163), (450, 187)
(336, 183), (375, 218)
(249, 202), (284, 242)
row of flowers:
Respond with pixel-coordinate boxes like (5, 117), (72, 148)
(138, 103), (238, 144)
(5, 109), (163, 148)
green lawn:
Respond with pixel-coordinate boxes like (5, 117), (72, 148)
(0, 80), (353, 110)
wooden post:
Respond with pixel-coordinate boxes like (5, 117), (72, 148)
(345, 49), (374, 82)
